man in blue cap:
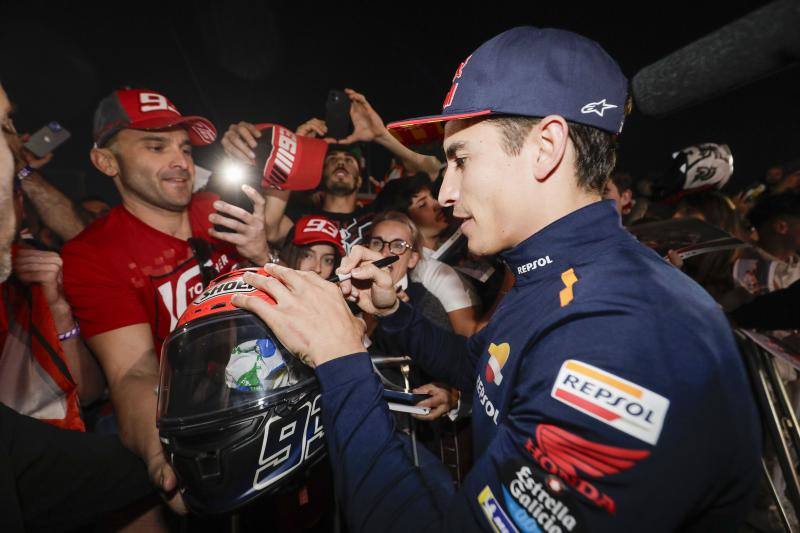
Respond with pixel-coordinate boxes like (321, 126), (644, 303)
(233, 27), (761, 531)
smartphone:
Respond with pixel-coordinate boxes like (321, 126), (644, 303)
(23, 122), (71, 158)
(325, 89), (351, 140)
(209, 169), (258, 233)
(382, 390), (432, 405)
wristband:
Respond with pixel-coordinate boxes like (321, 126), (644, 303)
(57, 322), (81, 342)
(17, 165), (33, 181)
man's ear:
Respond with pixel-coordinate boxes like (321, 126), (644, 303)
(532, 115), (569, 182)
(90, 147), (119, 177)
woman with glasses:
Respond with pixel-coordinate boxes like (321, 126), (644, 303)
(366, 212), (464, 424)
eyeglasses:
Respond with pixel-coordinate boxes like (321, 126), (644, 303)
(367, 237), (412, 256)
(188, 237), (219, 288)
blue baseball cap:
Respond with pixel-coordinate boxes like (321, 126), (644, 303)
(387, 26), (628, 145)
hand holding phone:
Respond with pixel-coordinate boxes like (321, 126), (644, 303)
(23, 122), (71, 159)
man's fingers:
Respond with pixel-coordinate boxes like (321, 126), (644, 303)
(235, 123), (260, 148)
(241, 184), (265, 212)
(242, 271), (293, 305)
(260, 262), (308, 293)
(213, 200), (252, 224)
(349, 261), (394, 288)
(208, 227), (246, 245)
(208, 213), (247, 233)
(337, 245), (384, 276)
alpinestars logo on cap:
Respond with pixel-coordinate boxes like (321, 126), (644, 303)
(485, 342), (510, 386)
(580, 99), (618, 117)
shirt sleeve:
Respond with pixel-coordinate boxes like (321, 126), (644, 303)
(61, 242), (149, 339)
(316, 307), (758, 533)
(412, 258), (480, 313)
(378, 301), (481, 393)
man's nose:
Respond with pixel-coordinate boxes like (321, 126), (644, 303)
(438, 165), (459, 208)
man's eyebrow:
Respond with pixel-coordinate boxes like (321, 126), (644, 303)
(138, 135), (170, 143)
(445, 141), (467, 160)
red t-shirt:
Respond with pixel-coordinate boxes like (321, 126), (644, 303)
(62, 193), (241, 356)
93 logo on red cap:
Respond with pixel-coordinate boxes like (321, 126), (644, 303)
(139, 92), (178, 114)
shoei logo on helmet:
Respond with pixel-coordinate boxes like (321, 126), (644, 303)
(195, 279), (256, 304)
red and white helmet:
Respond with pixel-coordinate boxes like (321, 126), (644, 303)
(157, 268), (325, 513)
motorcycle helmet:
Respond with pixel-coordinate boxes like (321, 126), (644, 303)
(157, 267), (326, 514)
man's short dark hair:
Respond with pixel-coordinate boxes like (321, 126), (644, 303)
(484, 116), (618, 194)
(372, 173), (432, 214)
(747, 192), (800, 230)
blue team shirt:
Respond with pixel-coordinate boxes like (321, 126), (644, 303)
(315, 200), (760, 532)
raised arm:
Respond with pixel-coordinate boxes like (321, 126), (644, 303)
(338, 89), (443, 181)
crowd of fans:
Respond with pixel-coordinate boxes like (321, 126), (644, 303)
(1, 75), (799, 531)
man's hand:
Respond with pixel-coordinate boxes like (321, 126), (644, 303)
(337, 89), (388, 145)
(412, 383), (459, 421)
(208, 184), (271, 266)
(221, 121), (262, 165)
(146, 447), (188, 515)
(337, 245), (399, 316)
(13, 248), (66, 309)
(231, 264), (366, 367)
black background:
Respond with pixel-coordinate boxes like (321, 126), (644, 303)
(1, 1), (797, 203)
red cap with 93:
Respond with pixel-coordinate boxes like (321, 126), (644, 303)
(292, 215), (345, 256)
(93, 88), (217, 147)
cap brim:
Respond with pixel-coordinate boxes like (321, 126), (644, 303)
(130, 115), (217, 146)
(387, 109), (492, 146)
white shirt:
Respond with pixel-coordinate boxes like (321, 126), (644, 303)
(410, 251), (480, 313)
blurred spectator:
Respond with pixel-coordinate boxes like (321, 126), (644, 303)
(0, 83), (154, 533)
(669, 191), (749, 306)
(80, 194), (112, 221)
(773, 158), (800, 194)
(279, 215), (344, 279)
(222, 89), (441, 253)
(61, 87), (273, 526)
(603, 170), (634, 218)
(734, 193), (800, 295)
(373, 172), (451, 251)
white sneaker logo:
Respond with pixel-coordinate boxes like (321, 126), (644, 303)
(581, 99), (618, 117)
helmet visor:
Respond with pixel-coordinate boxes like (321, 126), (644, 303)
(158, 312), (314, 426)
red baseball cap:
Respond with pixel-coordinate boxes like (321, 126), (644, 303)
(292, 215), (345, 256)
(93, 88), (217, 147)
(255, 124), (328, 191)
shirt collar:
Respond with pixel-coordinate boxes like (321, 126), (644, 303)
(500, 200), (625, 282)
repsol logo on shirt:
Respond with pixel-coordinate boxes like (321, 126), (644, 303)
(550, 359), (670, 445)
(476, 376), (500, 425)
(517, 256), (553, 275)
(195, 280), (256, 304)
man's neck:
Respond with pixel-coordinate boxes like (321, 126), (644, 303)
(512, 188), (602, 248)
(322, 193), (358, 214)
(122, 194), (192, 240)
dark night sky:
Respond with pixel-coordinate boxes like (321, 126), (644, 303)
(1, 1), (797, 204)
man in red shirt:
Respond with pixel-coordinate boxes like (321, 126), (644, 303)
(62, 88), (271, 523)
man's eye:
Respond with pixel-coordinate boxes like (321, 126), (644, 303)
(454, 157), (466, 169)
(147, 144), (164, 152)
